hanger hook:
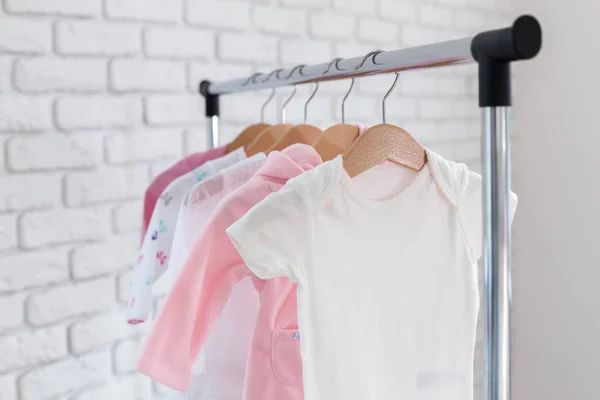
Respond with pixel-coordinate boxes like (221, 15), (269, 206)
(260, 88), (276, 123)
(304, 83), (319, 124)
(281, 85), (297, 124)
(382, 73), (400, 124)
(323, 57), (346, 75)
(242, 73), (263, 86)
(355, 50), (385, 71)
(261, 68), (284, 83)
(284, 64), (307, 80)
(341, 78), (355, 124)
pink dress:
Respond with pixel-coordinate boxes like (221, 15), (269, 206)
(138, 144), (323, 400)
(141, 146), (227, 239)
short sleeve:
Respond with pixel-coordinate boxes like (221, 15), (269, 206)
(226, 178), (312, 283)
(458, 170), (518, 261)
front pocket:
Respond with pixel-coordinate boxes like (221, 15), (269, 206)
(271, 329), (303, 385)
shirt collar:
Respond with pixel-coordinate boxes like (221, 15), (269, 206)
(256, 144), (322, 180)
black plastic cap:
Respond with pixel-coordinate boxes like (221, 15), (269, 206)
(198, 80), (219, 117)
(199, 80), (211, 96)
(471, 15), (542, 62)
(471, 15), (542, 107)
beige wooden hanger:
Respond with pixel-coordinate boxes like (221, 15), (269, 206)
(226, 77), (275, 153)
(343, 71), (426, 178)
(314, 59), (359, 161)
(246, 79), (298, 156)
(268, 81), (322, 153)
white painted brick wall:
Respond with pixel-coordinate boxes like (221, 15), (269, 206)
(0, 95), (52, 131)
(110, 59), (186, 92)
(56, 96), (142, 130)
(15, 57), (107, 93)
(0, 249), (69, 293)
(0, 1), (513, 398)
(56, 21), (141, 56)
(4, 0), (102, 17)
(27, 278), (114, 326)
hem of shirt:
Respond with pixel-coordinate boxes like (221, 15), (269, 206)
(137, 353), (191, 392)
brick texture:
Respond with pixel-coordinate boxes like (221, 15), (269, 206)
(7, 134), (103, 171)
(0, 1), (510, 399)
(20, 351), (112, 400)
(4, 0), (102, 16)
(0, 326), (68, 373)
(69, 313), (139, 353)
(56, 21), (141, 56)
(70, 235), (138, 279)
(15, 57), (107, 93)
(110, 59), (186, 92)
(27, 278), (114, 325)
(0, 18), (52, 54)
(0, 249), (69, 293)
(105, 0), (182, 22)
(0, 95), (52, 132)
(56, 96), (142, 130)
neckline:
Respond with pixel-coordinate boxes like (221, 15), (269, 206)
(334, 155), (431, 210)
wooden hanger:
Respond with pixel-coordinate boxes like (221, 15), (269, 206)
(226, 123), (270, 153)
(314, 75), (359, 161)
(314, 124), (359, 161)
(267, 82), (323, 153)
(246, 124), (293, 156)
(343, 124), (426, 177)
(343, 73), (426, 178)
(268, 124), (322, 152)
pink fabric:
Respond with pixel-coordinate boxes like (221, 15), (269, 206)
(138, 144), (322, 400)
(356, 123), (369, 135)
(141, 146), (227, 240)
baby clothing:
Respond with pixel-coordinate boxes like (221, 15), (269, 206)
(169, 154), (267, 279)
(128, 148), (246, 324)
(227, 150), (518, 400)
(137, 144), (323, 400)
(160, 154), (267, 400)
(142, 146), (227, 240)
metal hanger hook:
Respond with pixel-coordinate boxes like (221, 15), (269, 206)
(281, 85), (297, 124)
(323, 57), (346, 75)
(355, 50), (385, 71)
(341, 78), (355, 124)
(382, 73), (400, 124)
(304, 83), (319, 124)
(261, 68), (284, 83)
(260, 88), (276, 123)
(242, 72), (263, 86)
(284, 64), (308, 80)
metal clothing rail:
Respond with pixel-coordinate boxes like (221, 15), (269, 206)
(199, 15), (542, 400)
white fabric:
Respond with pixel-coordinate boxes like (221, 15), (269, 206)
(169, 153), (267, 278)
(227, 150), (517, 400)
(128, 147), (246, 323)
(156, 154), (265, 400)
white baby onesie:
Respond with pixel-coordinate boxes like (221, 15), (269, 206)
(227, 150), (517, 400)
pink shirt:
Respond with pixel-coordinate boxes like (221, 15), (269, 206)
(138, 144), (322, 400)
(142, 146), (227, 239)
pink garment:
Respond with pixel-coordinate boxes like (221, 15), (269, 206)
(141, 146), (227, 240)
(138, 144), (322, 400)
(356, 123), (369, 134)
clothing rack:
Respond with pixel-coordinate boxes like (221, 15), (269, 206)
(198, 15), (542, 400)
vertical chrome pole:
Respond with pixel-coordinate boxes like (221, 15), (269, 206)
(482, 107), (511, 400)
(207, 115), (219, 149)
